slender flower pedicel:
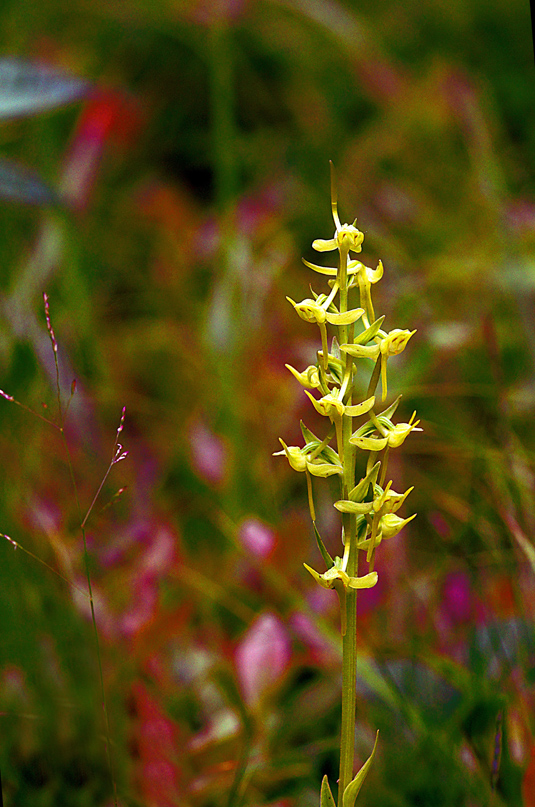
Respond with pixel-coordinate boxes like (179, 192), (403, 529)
(275, 164), (421, 806)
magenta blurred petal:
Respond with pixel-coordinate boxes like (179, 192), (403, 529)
(188, 420), (228, 486)
(239, 517), (275, 558)
(235, 612), (291, 705)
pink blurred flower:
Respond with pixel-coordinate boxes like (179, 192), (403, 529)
(442, 570), (473, 625)
(235, 612), (291, 705)
(188, 419), (228, 486)
(238, 517), (275, 558)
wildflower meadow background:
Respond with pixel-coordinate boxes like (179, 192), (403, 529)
(0, 0), (534, 805)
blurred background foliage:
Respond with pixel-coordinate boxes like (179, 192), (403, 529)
(0, 0), (534, 805)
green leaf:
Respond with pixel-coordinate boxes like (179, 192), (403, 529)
(349, 461), (381, 502)
(322, 445), (341, 464)
(350, 434), (388, 451)
(377, 394), (402, 421)
(300, 420), (322, 444)
(313, 523), (334, 568)
(320, 775), (336, 807)
(320, 776), (336, 807)
(353, 315), (386, 345)
(342, 730), (379, 807)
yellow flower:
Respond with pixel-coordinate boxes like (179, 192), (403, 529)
(379, 513), (417, 539)
(303, 559), (377, 591)
(386, 412), (422, 448)
(340, 328), (415, 363)
(347, 259), (384, 322)
(380, 329), (416, 358)
(312, 223), (364, 255)
(273, 439), (308, 472)
(379, 485), (414, 514)
(274, 438), (343, 477)
(285, 363), (321, 389)
(287, 296), (326, 324)
(305, 391), (345, 419)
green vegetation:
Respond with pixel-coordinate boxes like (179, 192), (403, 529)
(0, 1), (534, 805)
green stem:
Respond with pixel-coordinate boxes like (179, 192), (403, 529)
(339, 586), (357, 801)
(337, 244), (358, 804)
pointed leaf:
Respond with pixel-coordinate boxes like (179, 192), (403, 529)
(320, 775), (336, 807)
(313, 523), (334, 568)
(0, 58), (90, 120)
(349, 462), (381, 502)
(377, 394), (403, 421)
(322, 445), (341, 464)
(300, 420), (322, 445)
(353, 315), (386, 345)
(342, 730), (379, 807)
(0, 158), (58, 205)
(368, 259), (384, 284)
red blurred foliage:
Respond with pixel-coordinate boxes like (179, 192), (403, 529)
(523, 742), (535, 807)
(61, 89), (144, 211)
(131, 680), (182, 807)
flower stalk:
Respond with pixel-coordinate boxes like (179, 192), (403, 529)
(275, 163), (420, 806)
